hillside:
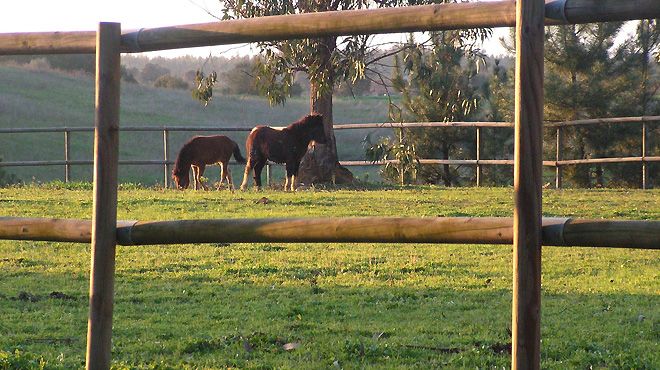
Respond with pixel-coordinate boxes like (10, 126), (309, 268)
(0, 65), (393, 185)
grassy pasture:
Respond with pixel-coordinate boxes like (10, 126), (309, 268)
(0, 185), (658, 369)
(0, 65), (389, 185)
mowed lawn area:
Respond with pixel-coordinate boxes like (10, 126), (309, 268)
(0, 185), (658, 369)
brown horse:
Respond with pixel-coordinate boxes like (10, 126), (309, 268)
(240, 114), (327, 191)
(172, 135), (246, 190)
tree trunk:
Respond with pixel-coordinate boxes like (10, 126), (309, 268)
(442, 142), (451, 187)
(311, 79), (337, 160)
(595, 165), (604, 187)
(297, 36), (354, 186)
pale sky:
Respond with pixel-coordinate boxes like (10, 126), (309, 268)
(0, 0), (510, 58)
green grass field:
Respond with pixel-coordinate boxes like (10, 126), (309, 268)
(0, 184), (658, 369)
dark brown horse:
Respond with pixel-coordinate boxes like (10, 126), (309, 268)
(172, 135), (246, 190)
(240, 114), (327, 191)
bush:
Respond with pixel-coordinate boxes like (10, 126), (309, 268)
(154, 74), (189, 90)
(0, 157), (20, 186)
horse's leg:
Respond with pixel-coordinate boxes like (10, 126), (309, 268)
(191, 165), (199, 190)
(240, 162), (252, 191)
(217, 162), (225, 190)
(225, 163), (234, 191)
(285, 162), (297, 192)
(253, 161), (265, 191)
(198, 164), (209, 190)
(291, 162), (302, 191)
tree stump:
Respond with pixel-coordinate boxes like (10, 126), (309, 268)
(297, 143), (354, 186)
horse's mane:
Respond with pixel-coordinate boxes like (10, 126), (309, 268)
(285, 113), (323, 133)
(172, 137), (196, 176)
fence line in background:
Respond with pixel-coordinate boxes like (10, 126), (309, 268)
(1, 117), (657, 188)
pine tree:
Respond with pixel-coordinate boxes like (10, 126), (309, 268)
(482, 58), (515, 185)
(390, 31), (486, 186)
(545, 23), (626, 187)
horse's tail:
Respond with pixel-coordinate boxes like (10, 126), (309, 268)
(232, 143), (247, 164)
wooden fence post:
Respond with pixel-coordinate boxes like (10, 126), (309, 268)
(476, 127), (481, 187)
(555, 127), (562, 189)
(163, 129), (170, 188)
(513, 0), (544, 369)
(86, 22), (121, 370)
(64, 129), (71, 183)
(641, 122), (647, 189)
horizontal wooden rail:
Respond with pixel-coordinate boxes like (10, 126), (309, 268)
(545, 115), (660, 128)
(333, 121), (514, 129)
(0, 126), (253, 134)
(341, 159), (517, 166)
(1, 1), (659, 55)
(1, 116), (656, 134)
(0, 216), (657, 249)
(3, 116), (655, 134)
(558, 156), (660, 165)
(0, 159), (244, 167)
(7, 157), (658, 169)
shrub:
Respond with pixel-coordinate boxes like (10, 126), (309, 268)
(154, 74), (189, 90)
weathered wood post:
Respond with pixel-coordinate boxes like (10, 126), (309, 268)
(476, 127), (481, 187)
(163, 129), (170, 188)
(86, 22), (121, 370)
(555, 127), (562, 188)
(513, 0), (544, 369)
(641, 122), (647, 189)
(64, 129), (71, 182)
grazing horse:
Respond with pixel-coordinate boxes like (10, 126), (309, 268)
(240, 114), (327, 191)
(172, 135), (246, 190)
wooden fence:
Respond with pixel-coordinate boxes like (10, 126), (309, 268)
(1, 216), (658, 249)
(1, 117), (657, 188)
(1, 1), (660, 369)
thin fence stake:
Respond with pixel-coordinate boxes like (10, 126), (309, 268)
(476, 127), (481, 187)
(163, 129), (170, 189)
(642, 122), (647, 189)
(555, 127), (562, 189)
(64, 129), (71, 183)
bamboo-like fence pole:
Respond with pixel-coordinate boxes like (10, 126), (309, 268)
(555, 127), (562, 189)
(476, 127), (482, 186)
(333, 121), (514, 129)
(512, 0), (544, 368)
(64, 129), (71, 183)
(642, 122), (647, 189)
(163, 129), (170, 189)
(545, 115), (660, 127)
(1, 216), (658, 249)
(1, 1), (660, 55)
(2, 117), (656, 133)
(558, 156), (660, 165)
(86, 22), (121, 370)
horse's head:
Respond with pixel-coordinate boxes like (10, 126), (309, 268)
(172, 169), (189, 190)
(306, 114), (328, 145)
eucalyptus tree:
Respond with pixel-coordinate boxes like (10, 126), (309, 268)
(217, 0), (438, 184)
